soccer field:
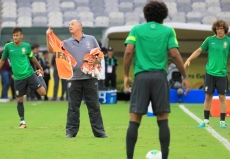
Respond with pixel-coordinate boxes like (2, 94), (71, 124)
(0, 101), (229, 159)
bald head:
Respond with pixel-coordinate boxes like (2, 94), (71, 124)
(69, 19), (82, 35)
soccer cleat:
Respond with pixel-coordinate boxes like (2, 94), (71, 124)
(220, 122), (227, 128)
(197, 122), (209, 128)
(19, 124), (26, 128)
(95, 134), (109, 138)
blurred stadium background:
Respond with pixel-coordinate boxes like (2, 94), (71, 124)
(1, 0), (230, 99)
(1, 0), (230, 28)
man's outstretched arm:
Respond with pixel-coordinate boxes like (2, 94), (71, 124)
(46, 26), (54, 53)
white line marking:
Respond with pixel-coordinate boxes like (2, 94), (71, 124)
(179, 105), (230, 151)
(32, 101), (43, 106)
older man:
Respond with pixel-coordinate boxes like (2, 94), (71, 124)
(46, 20), (108, 138)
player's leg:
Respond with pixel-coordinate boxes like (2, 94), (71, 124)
(199, 73), (215, 127)
(37, 73), (47, 92)
(126, 113), (143, 159)
(156, 112), (169, 159)
(216, 76), (228, 128)
(27, 74), (46, 96)
(199, 93), (213, 127)
(14, 79), (28, 128)
(126, 72), (150, 159)
(83, 78), (107, 138)
(66, 80), (83, 138)
(17, 96), (26, 128)
(151, 71), (170, 159)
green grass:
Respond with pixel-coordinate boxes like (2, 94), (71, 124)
(184, 104), (230, 140)
(0, 101), (230, 159)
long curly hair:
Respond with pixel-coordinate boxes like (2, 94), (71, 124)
(212, 20), (229, 35)
(143, 0), (168, 23)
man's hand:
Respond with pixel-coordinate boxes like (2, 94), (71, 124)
(60, 42), (65, 50)
(182, 78), (190, 95)
(46, 26), (54, 53)
(46, 26), (52, 37)
(184, 59), (190, 68)
(124, 76), (133, 93)
(35, 69), (44, 76)
(88, 58), (100, 65)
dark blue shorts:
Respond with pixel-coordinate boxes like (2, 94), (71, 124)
(203, 73), (228, 95)
(14, 74), (42, 97)
(129, 71), (170, 115)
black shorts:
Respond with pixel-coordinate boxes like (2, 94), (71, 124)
(203, 73), (228, 95)
(130, 71), (170, 115)
(14, 74), (42, 97)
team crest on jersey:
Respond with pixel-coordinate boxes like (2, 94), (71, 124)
(151, 24), (156, 28)
(21, 48), (26, 54)
(223, 42), (227, 48)
(86, 41), (90, 48)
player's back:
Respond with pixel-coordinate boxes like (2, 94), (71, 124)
(134, 22), (175, 55)
(132, 22), (178, 74)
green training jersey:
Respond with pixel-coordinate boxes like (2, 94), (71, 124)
(124, 21), (179, 76)
(200, 35), (230, 77)
(1, 42), (34, 80)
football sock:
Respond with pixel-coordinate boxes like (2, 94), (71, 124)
(126, 121), (140, 159)
(20, 120), (26, 124)
(204, 110), (210, 120)
(157, 119), (170, 159)
(204, 119), (209, 124)
(17, 102), (24, 121)
(220, 113), (226, 122)
(37, 75), (47, 91)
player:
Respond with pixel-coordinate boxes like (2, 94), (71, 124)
(184, 20), (230, 128)
(123, 1), (190, 159)
(0, 27), (47, 128)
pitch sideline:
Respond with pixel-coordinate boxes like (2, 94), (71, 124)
(179, 105), (230, 151)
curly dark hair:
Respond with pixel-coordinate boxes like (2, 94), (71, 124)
(143, 0), (168, 23)
(212, 20), (229, 35)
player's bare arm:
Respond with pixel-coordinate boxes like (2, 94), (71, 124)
(30, 57), (44, 75)
(46, 26), (54, 53)
(0, 58), (6, 69)
(123, 44), (134, 92)
(169, 48), (190, 95)
(184, 48), (202, 68)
